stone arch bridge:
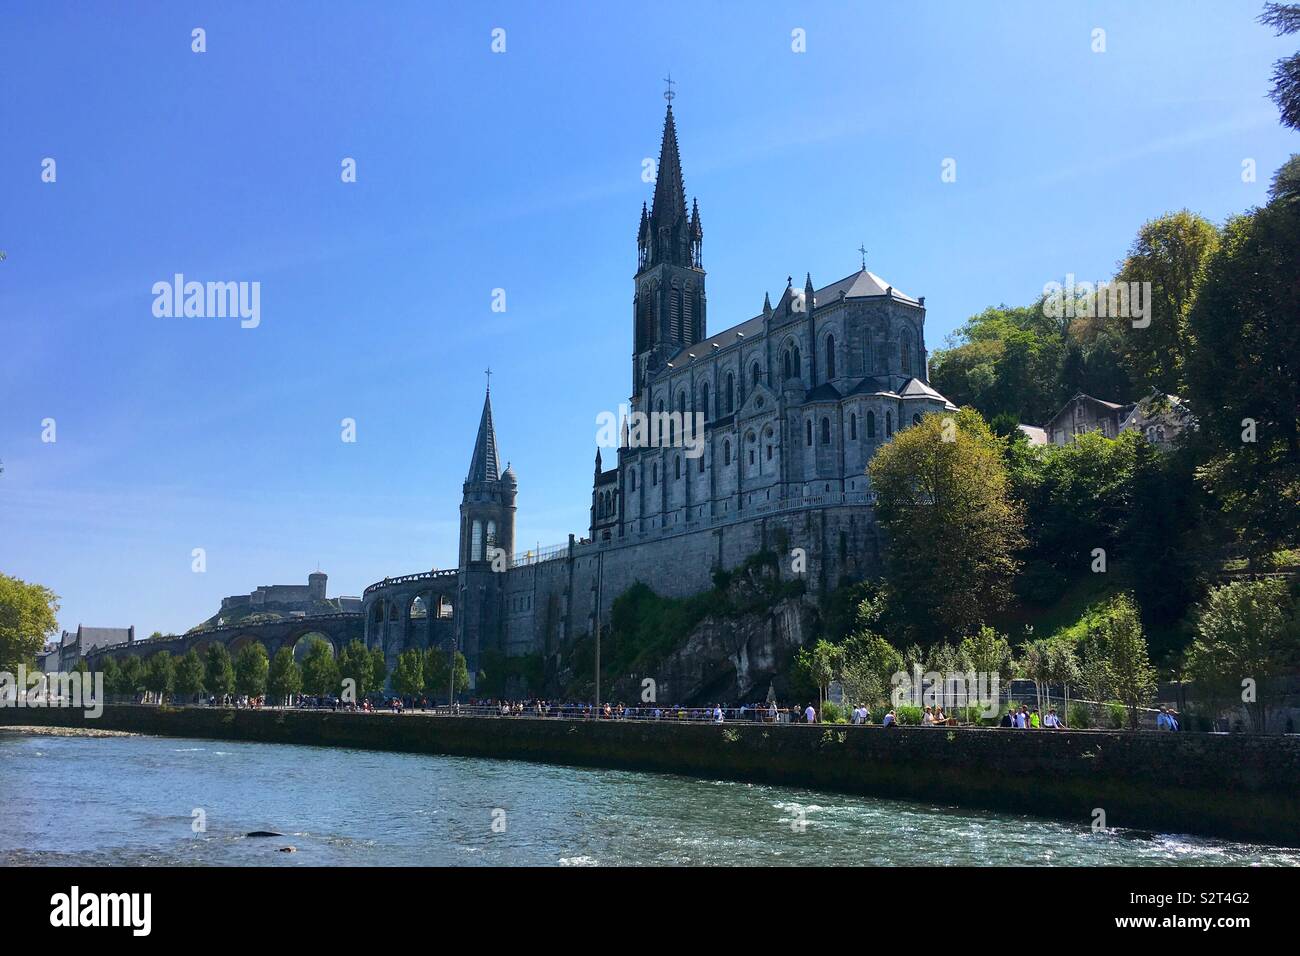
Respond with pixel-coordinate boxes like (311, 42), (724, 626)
(84, 612), (366, 670)
(362, 569), (459, 674)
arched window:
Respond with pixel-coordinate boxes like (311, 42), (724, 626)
(678, 390), (686, 413)
(886, 412), (893, 437)
(725, 373), (735, 414)
(826, 335), (836, 379)
(850, 413), (857, 440)
(912, 413), (921, 426)
(698, 453), (705, 473)
(867, 411), (876, 439)
(764, 427), (774, 461)
(901, 335), (912, 376)
(701, 383), (710, 421)
(471, 520), (483, 561)
(793, 346), (802, 378)
(783, 350), (792, 379)
(486, 520), (497, 548)
(806, 419), (813, 446)
(724, 440), (731, 466)
(751, 362), (761, 388)
(630, 469), (637, 492)
(821, 417), (831, 444)
(674, 456), (681, 480)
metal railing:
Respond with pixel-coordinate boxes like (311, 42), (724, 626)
(363, 569), (458, 595)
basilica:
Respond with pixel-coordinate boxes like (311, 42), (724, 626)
(363, 99), (956, 690)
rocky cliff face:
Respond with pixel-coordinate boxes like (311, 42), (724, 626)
(608, 592), (814, 706)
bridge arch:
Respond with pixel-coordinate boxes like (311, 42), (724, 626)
(291, 630), (335, 662)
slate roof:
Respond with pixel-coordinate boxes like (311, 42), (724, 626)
(661, 268), (921, 371)
(466, 390), (500, 483)
(1018, 424), (1048, 445)
(78, 627), (131, 652)
(804, 383), (843, 402)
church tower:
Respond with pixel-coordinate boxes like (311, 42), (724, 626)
(459, 385), (516, 569)
(632, 91), (706, 404)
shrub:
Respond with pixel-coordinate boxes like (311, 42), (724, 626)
(895, 705), (923, 726)
(1104, 700), (1127, 729)
(1068, 703), (1092, 729)
(820, 700), (848, 724)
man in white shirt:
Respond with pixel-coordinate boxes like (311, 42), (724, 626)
(804, 704), (816, 723)
(1043, 708), (1063, 729)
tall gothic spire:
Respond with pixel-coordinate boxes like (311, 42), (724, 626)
(466, 389), (500, 483)
(651, 104), (687, 226)
(640, 102), (694, 270)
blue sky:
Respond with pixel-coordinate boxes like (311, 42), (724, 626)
(1, 1), (1295, 637)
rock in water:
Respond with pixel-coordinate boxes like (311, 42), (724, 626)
(245, 830), (283, 838)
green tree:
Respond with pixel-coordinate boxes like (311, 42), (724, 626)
(392, 648), (425, 697)
(957, 625), (1015, 685)
(205, 644), (235, 700)
(1184, 166), (1300, 558)
(1114, 210), (1220, 393)
(299, 638), (339, 697)
(869, 409), (1026, 641)
(1082, 594), (1158, 729)
(1044, 638), (1081, 715)
(423, 647), (468, 701)
(174, 649), (206, 702)
(336, 639), (374, 698)
(267, 646), (302, 706)
(118, 655), (145, 699)
(839, 631), (902, 707)
(1183, 579), (1299, 733)
(143, 652), (175, 703)
(234, 643), (269, 699)
(0, 572), (59, 674)
(369, 646), (388, 692)
(1262, 3), (1300, 130)
(99, 656), (121, 700)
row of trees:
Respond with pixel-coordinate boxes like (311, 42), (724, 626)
(798, 593), (1159, 727)
(91, 638), (399, 705)
(801, 578), (1298, 732)
(389, 647), (470, 700)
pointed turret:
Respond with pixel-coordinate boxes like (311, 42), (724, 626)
(689, 197), (703, 267)
(466, 390), (500, 483)
(460, 384), (516, 573)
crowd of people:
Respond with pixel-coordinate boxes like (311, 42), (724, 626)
(191, 692), (1184, 731)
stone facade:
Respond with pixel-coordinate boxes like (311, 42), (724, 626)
(361, 102), (955, 691)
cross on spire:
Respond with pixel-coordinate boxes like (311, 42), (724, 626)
(484, 366), (492, 392)
(663, 72), (676, 105)
(858, 244), (868, 270)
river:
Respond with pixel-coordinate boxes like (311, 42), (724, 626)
(2, 729), (1297, 866)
